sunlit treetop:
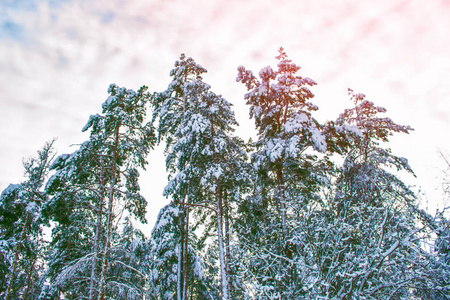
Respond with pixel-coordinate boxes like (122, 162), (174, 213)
(237, 47), (325, 155)
(336, 88), (413, 146)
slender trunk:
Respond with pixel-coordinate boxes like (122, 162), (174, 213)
(24, 256), (37, 300)
(210, 119), (230, 299)
(276, 168), (287, 240)
(183, 197), (189, 300)
(223, 191), (232, 296)
(89, 166), (105, 300)
(5, 246), (19, 300)
(89, 197), (104, 300)
(216, 183), (230, 300)
(98, 124), (120, 300)
(178, 93), (188, 300)
(5, 214), (31, 300)
(177, 243), (182, 300)
(279, 98), (288, 241)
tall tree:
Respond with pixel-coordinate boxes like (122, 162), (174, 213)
(152, 54), (247, 299)
(236, 47), (328, 298)
(43, 84), (155, 299)
(307, 89), (437, 299)
(0, 141), (55, 300)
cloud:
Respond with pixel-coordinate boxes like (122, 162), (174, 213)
(1, 0), (450, 222)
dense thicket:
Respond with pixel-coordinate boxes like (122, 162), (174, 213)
(1, 48), (448, 299)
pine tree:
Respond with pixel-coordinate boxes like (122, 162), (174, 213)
(308, 89), (436, 299)
(0, 141), (55, 300)
(236, 47), (328, 298)
(43, 84), (155, 299)
(152, 54), (248, 299)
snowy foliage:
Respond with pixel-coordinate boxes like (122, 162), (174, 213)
(2, 48), (448, 299)
(306, 89), (437, 299)
(0, 141), (55, 300)
(43, 84), (155, 299)
(148, 203), (219, 299)
(235, 48), (330, 298)
(152, 54), (249, 299)
(148, 204), (181, 299)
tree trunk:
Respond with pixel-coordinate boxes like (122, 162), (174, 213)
(89, 167), (105, 300)
(5, 214), (31, 300)
(89, 197), (104, 300)
(177, 242), (182, 300)
(223, 191), (232, 296)
(24, 256), (37, 300)
(183, 197), (189, 300)
(276, 168), (287, 240)
(98, 124), (120, 300)
(210, 119), (230, 299)
(216, 182), (230, 300)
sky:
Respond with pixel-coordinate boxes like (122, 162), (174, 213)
(1, 0), (450, 230)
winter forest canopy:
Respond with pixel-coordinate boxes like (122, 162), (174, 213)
(1, 48), (449, 299)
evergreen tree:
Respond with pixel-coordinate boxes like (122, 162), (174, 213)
(43, 84), (155, 299)
(307, 89), (437, 299)
(152, 54), (248, 299)
(236, 47), (328, 298)
(0, 141), (55, 300)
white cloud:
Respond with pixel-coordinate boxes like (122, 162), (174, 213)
(1, 0), (450, 225)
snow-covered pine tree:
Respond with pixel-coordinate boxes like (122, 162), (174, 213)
(309, 89), (436, 299)
(0, 141), (55, 300)
(151, 55), (212, 300)
(236, 47), (328, 298)
(148, 202), (220, 300)
(43, 84), (155, 299)
(152, 54), (248, 300)
(41, 155), (98, 299)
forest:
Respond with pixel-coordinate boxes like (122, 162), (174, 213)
(1, 48), (449, 299)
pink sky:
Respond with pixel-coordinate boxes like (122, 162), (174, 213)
(1, 0), (450, 226)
